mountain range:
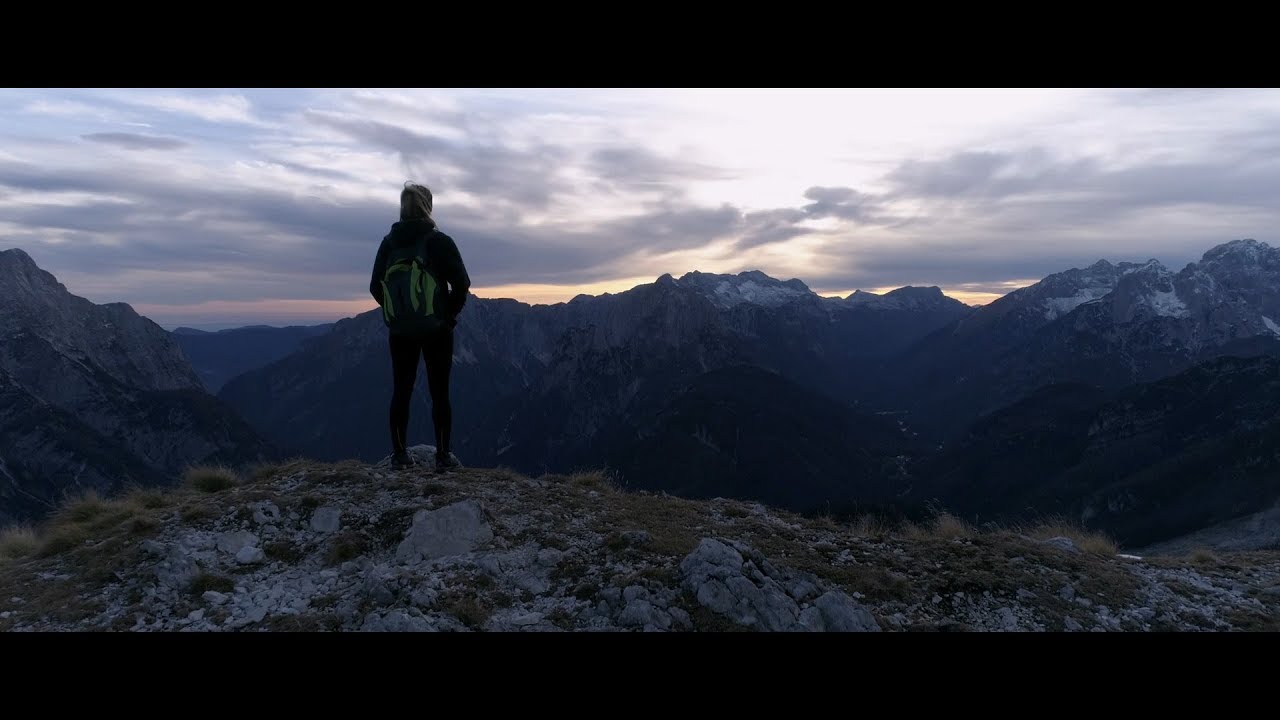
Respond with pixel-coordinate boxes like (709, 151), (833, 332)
(172, 324), (333, 392)
(217, 239), (1280, 547)
(217, 272), (970, 499)
(3, 239), (1279, 550)
(882, 240), (1280, 435)
(0, 249), (276, 525)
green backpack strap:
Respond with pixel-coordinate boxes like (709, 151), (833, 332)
(418, 232), (439, 318)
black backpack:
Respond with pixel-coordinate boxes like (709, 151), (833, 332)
(379, 231), (447, 337)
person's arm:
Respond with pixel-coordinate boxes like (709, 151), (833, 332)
(369, 238), (388, 305)
(438, 232), (471, 321)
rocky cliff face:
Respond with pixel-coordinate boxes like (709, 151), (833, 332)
(0, 249), (201, 393)
(0, 249), (276, 524)
(2, 452), (1275, 632)
(890, 239), (1280, 434)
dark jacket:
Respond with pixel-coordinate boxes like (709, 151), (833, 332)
(369, 217), (471, 324)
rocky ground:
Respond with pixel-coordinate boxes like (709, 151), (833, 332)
(2, 447), (1277, 632)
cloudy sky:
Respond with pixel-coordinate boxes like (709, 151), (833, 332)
(2, 88), (1278, 329)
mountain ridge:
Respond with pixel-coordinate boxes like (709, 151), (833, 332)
(882, 238), (1280, 434)
(6, 239), (1279, 551)
(0, 249), (277, 525)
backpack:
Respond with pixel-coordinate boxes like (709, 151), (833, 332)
(379, 231), (447, 337)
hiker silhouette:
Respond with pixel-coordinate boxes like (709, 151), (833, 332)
(369, 182), (471, 471)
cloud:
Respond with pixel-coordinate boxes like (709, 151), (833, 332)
(122, 93), (258, 124)
(800, 186), (888, 222)
(877, 145), (1280, 230)
(306, 111), (573, 210)
(23, 99), (114, 120)
(792, 153), (1280, 290)
(588, 146), (733, 191)
(735, 208), (810, 248)
(81, 132), (188, 151)
(10, 133), (1279, 314)
(886, 151), (1013, 197)
(6, 88), (1280, 323)
(0, 154), (731, 302)
(598, 204), (743, 252)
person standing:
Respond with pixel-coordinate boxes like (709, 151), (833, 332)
(369, 182), (471, 471)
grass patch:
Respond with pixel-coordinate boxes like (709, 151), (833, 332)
(487, 467), (524, 483)
(179, 502), (218, 523)
(848, 514), (894, 539)
(0, 560), (104, 624)
(687, 604), (750, 632)
(570, 581), (599, 600)
(570, 471), (611, 489)
(1225, 606), (1280, 632)
(184, 466), (240, 494)
(419, 481), (452, 497)
(371, 507), (421, 549)
(623, 565), (676, 587)
(903, 512), (974, 541)
(303, 461), (371, 488)
(53, 490), (110, 525)
(265, 540), (306, 563)
(109, 608), (144, 631)
(6, 487), (169, 562)
(546, 607), (577, 630)
(540, 470), (620, 493)
(590, 493), (705, 557)
(540, 535), (571, 551)
(931, 512), (974, 540)
(0, 489), (187, 623)
(1022, 520), (1119, 555)
(128, 516), (160, 536)
(37, 490), (151, 558)
(326, 532), (370, 566)
(1188, 547), (1219, 566)
(440, 592), (491, 628)
(0, 526), (39, 560)
(122, 487), (170, 510)
(762, 537), (912, 601)
(266, 613), (336, 631)
(249, 457), (309, 483)
(190, 572), (235, 596)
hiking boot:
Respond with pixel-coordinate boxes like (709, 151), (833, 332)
(434, 453), (462, 473)
(391, 450), (415, 469)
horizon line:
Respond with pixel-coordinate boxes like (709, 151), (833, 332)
(145, 277), (1009, 332)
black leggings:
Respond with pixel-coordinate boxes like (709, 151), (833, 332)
(389, 331), (453, 456)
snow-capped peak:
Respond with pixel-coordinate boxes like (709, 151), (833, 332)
(1109, 259), (1193, 320)
(1042, 287), (1111, 320)
(1201, 238), (1274, 267)
(675, 271), (814, 309)
(1033, 262), (1131, 321)
(1144, 287), (1190, 318)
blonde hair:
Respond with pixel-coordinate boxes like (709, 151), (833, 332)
(400, 182), (433, 220)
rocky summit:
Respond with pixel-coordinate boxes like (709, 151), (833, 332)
(1, 448), (1276, 632)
